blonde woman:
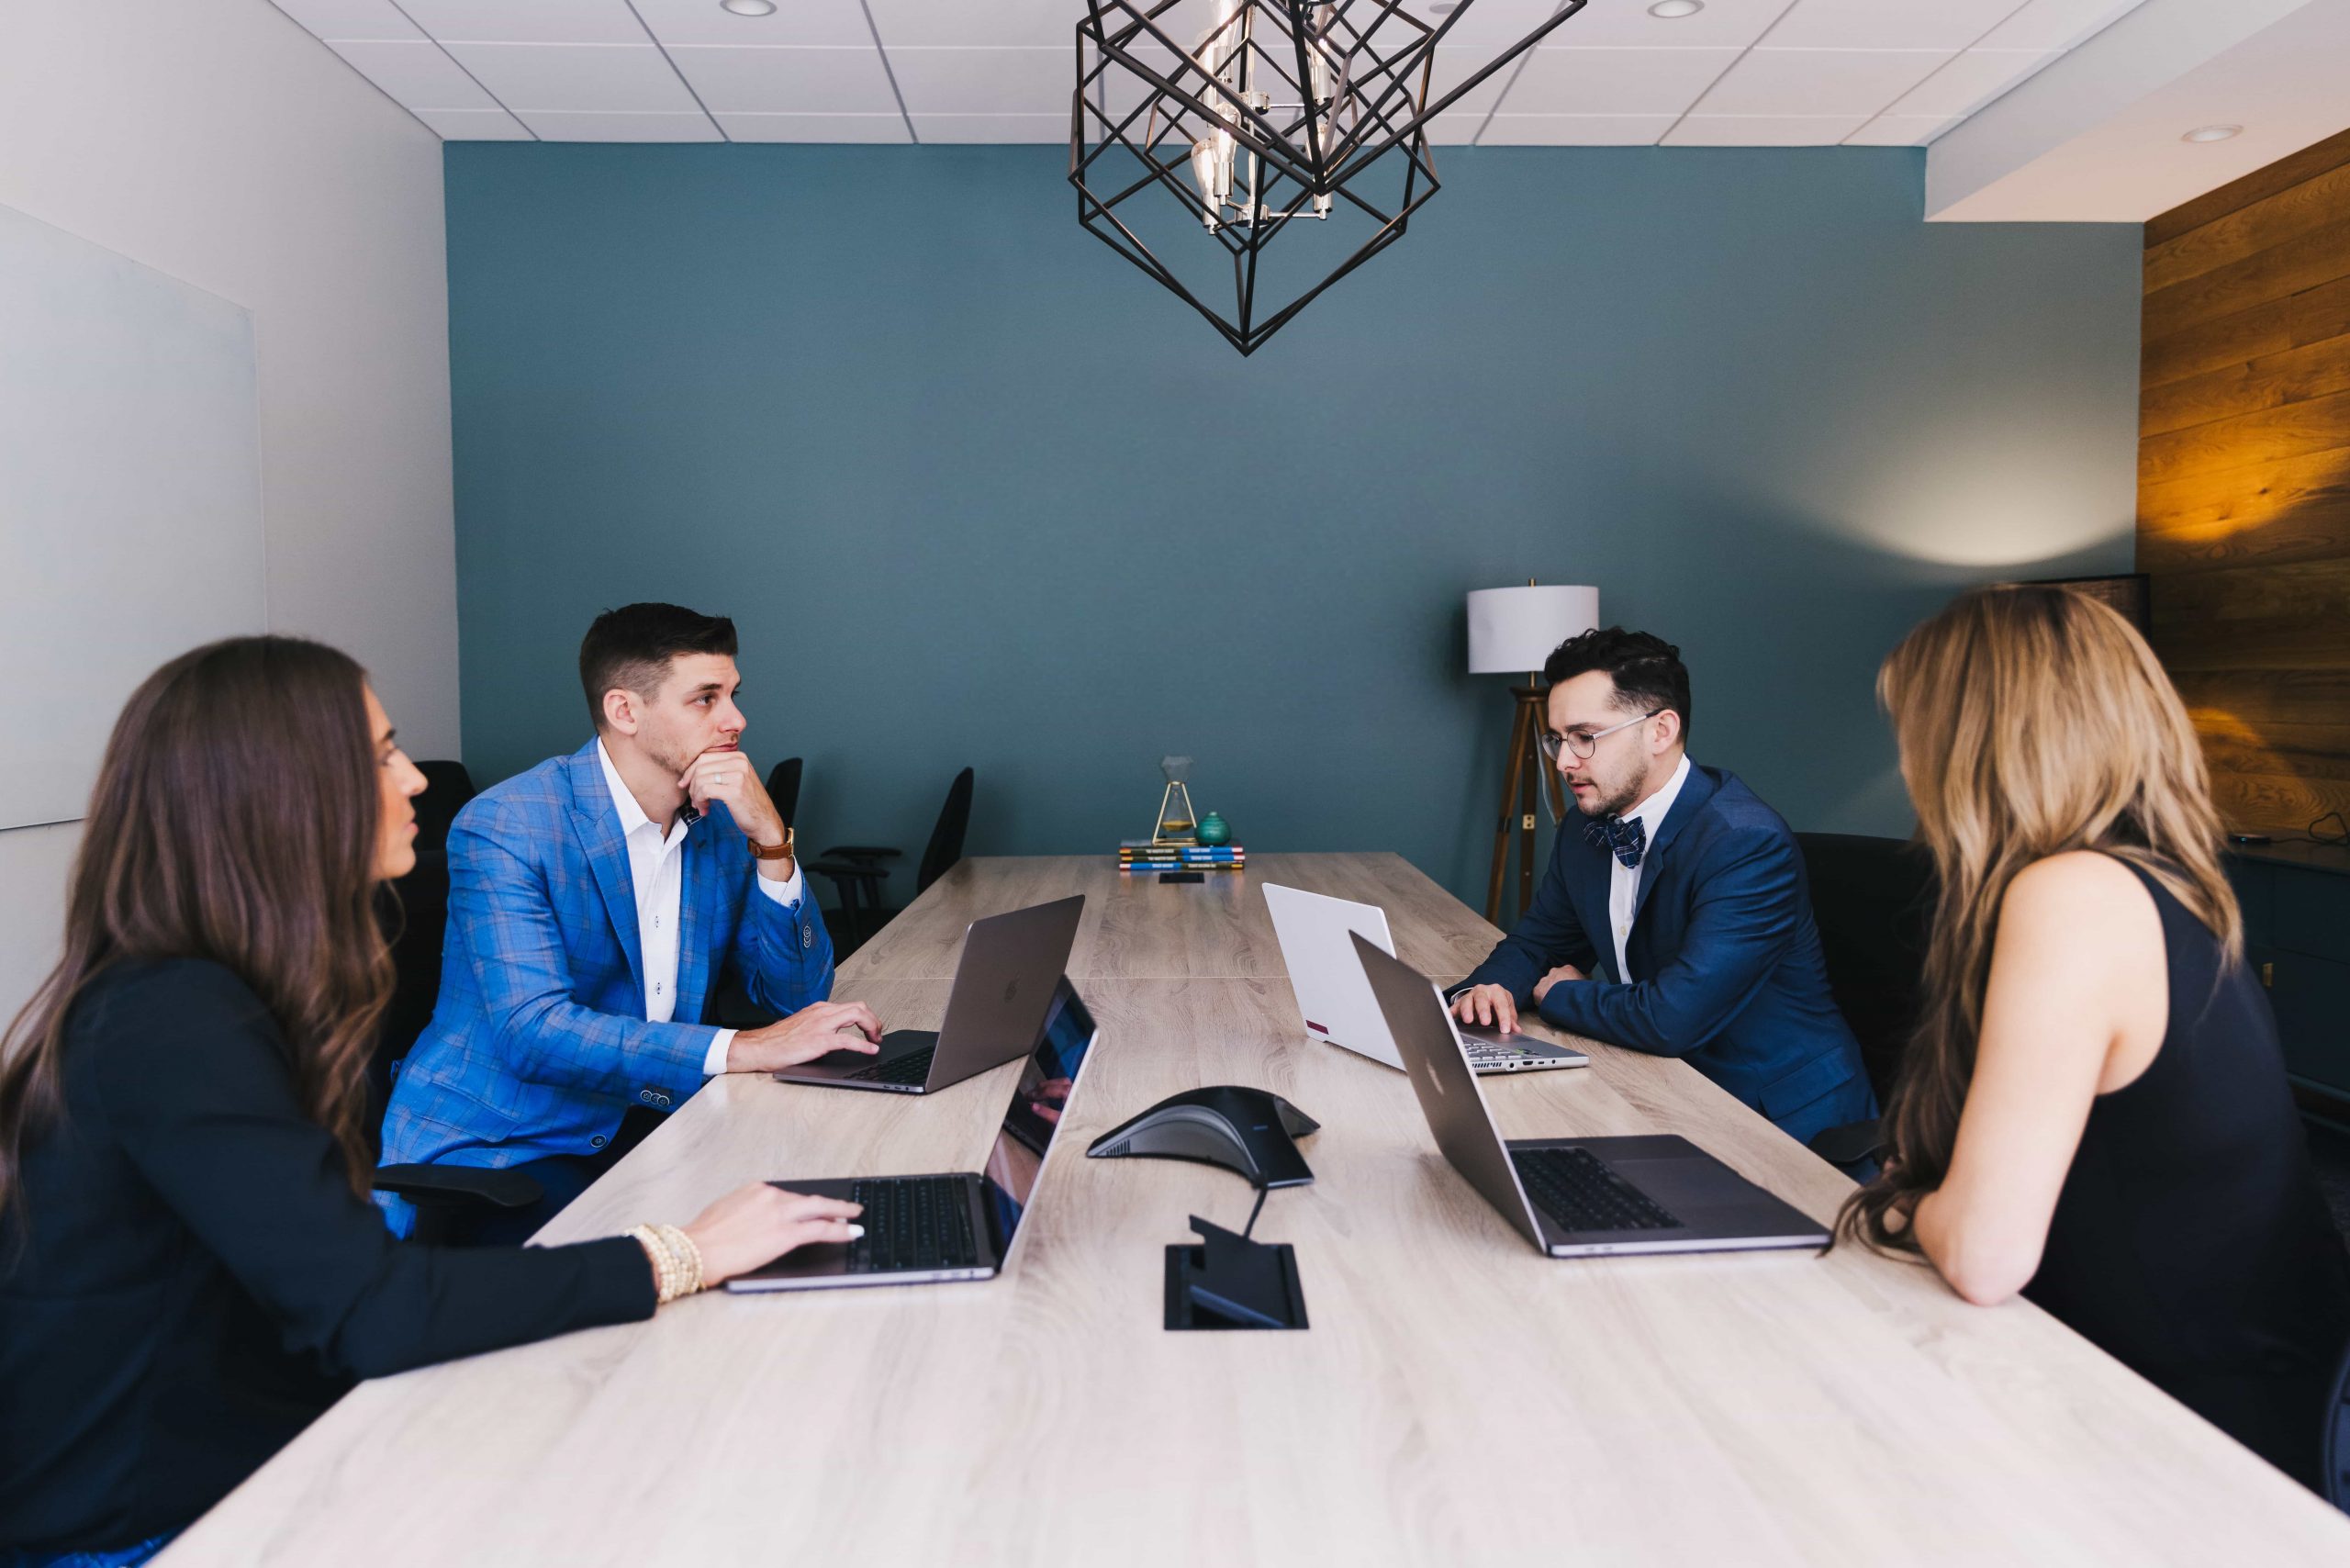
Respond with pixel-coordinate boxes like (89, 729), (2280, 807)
(1843, 585), (2350, 1492)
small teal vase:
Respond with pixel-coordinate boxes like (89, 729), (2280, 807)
(1196, 812), (1231, 846)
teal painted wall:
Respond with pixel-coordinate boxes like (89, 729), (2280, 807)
(444, 143), (2139, 912)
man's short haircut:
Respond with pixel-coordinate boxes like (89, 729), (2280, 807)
(578, 602), (738, 729)
(1542, 627), (1693, 743)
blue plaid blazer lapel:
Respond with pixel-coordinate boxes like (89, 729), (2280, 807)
(676, 823), (726, 1025)
(565, 744), (646, 998)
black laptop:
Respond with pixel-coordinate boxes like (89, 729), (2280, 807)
(773, 894), (1083, 1095)
(728, 984), (1097, 1292)
(1353, 934), (1827, 1258)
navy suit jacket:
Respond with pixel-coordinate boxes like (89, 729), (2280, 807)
(1458, 764), (1874, 1146)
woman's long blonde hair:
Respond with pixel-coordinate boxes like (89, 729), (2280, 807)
(1838, 584), (2240, 1252)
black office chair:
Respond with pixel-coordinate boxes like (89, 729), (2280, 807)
(767, 756), (802, 832)
(367, 760), (543, 1241)
(1794, 832), (1937, 1170)
(807, 767), (975, 958)
(2327, 1333), (2350, 1513)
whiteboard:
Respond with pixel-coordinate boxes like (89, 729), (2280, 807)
(0, 203), (264, 829)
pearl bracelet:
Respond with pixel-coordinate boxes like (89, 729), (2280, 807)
(627, 1223), (708, 1305)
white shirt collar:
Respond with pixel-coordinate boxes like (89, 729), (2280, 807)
(1622, 753), (1692, 834)
(597, 738), (681, 845)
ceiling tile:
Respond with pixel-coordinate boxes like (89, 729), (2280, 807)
(716, 112), (913, 141)
(267, 0), (422, 41)
(1842, 113), (1959, 146)
(1662, 112), (1870, 144)
(514, 110), (722, 140)
(1695, 48), (1945, 116)
(1763, 0), (2029, 52)
(632, 0), (877, 49)
(909, 113), (1070, 143)
(325, 40), (498, 108)
(1886, 48), (2054, 118)
(1539, 0), (1798, 50)
(398, 0), (646, 45)
(870, 0), (1090, 50)
(1975, 0), (2145, 51)
(667, 45), (901, 113)
(442, 42), (699, 111)
(1425, 109), (1490, 145)
(1502, 47), (1741, 116)
(1482, 112), (1679, 143)
(410, 107), (537, 140)
(1422, 0), (1588, 55)
(886, 46), (1069, 115)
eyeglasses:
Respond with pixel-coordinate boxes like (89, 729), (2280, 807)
(1539, 710), (1661, 763)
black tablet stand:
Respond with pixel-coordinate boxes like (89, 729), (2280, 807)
(1163, 1188), (1308, 1331)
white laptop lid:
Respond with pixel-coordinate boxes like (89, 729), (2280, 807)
(1262, 882), (1404, 1070)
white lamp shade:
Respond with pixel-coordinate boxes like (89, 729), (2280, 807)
(1466, 585), (1599, 675)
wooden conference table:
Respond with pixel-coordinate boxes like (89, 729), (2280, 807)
(162, 854), (2350, 1566)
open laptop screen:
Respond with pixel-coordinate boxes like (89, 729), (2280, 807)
(980, 982), (1095, 1258)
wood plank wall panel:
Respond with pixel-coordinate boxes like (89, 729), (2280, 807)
(2141, 128), (2350, 835)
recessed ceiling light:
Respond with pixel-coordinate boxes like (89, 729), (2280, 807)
(2182, 124), (2243, 143)
(1648, 0), (1705, 17)
(720, 0), (777, 15)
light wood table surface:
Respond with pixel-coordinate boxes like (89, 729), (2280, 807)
(162, 855), (2350, 1566)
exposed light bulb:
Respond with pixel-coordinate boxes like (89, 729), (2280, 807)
(2181, 124), (2243, 143)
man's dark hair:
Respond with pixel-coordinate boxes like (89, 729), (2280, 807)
(578, 602), (737, 729)
(1542, 627), (1693, 742)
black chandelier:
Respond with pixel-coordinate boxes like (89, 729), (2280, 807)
(1071, 0), (1585, 355)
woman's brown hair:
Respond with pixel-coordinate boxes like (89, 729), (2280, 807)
(1838, 584), (2240, 1253)
(0, 637), (394, 1218)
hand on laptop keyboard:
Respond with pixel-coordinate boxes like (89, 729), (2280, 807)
(674, 1184), (867, 1287)
(723, 1002), (886, 1072)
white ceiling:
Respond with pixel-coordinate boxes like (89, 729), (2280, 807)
(267, 0), (2152, 147)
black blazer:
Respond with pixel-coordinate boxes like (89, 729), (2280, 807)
(0, 959), (655, 1558)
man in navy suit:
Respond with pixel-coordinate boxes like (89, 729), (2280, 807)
(1451, 628), (1874, 1152)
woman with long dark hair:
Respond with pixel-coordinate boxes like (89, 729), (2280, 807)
(1842, 585), (2350, 1491)
(0, 638), (861, 1566)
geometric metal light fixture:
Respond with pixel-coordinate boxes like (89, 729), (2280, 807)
(1071, 0), (1586, 355)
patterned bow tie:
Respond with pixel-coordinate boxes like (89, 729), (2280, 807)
(1583, 813), (1647, 868)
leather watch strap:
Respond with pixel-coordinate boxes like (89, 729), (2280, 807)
(748, 826), (796, 862)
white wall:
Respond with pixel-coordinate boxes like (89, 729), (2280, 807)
(0, 0), (455, 1024)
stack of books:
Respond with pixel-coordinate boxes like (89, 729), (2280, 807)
(1117, 839), (1246, 874)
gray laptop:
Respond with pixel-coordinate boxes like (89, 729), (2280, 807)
(729, 984), (1097, 1292)
(1353, 933), (1827, 1258)
(773, 894), (1083, 1095)
(1260, 882), (1584, 1075)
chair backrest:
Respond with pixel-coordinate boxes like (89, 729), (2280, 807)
(916, 767), (976, 894)
(1795, 832), (1936, 1105)
(412, 760), (478, 855)
(767, 756), (803, 831)
(2328, 1330), (2350, 1513)
(370, 850), (451, 1136)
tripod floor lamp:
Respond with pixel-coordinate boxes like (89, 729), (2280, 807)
(1469, 582), (1599, 925)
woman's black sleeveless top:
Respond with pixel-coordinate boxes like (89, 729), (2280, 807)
(2023, 859), (2350, 1491)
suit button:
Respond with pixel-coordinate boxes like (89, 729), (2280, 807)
(590, 1135), (607, 1148)
(802, 924), (813, 949)
(638, 1090), (655, 1103)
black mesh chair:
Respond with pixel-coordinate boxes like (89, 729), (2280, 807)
(767, 756), (802, 832)
(1794, 832), (1936, 1170)
(367, 760), (543, 1241)
(808, 767), (975, 958)
(2327, 1333), (2350, 1512)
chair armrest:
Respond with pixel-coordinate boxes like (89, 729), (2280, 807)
(805, 857), (891, 883)
(1806, 1119), (1884, 1170)
(371, 1163), (543, 1210)
(819, 846), (902, 863)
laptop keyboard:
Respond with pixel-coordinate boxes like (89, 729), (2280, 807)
(846, 1176), (979, 1272)
(845, 1046), (935, 1086)
(1512, 1147), (1684, 1233)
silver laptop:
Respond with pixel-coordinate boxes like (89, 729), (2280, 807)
(1262, 882), (1583, 1076)
(773, 894), (1083, 1095)
(1352, 934), (1827, 1258)
(728, 984), (1097, 1291)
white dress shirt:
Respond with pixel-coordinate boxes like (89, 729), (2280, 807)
(1606, 754), (1691, 985)
(597, 741), (804, 1077)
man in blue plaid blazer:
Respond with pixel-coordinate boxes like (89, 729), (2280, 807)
(379, 604), (883, 1238)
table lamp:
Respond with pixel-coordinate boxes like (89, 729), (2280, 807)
(1468, 581), (1599, 924)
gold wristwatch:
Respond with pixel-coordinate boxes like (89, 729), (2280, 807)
(748, 825), (796, 862)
